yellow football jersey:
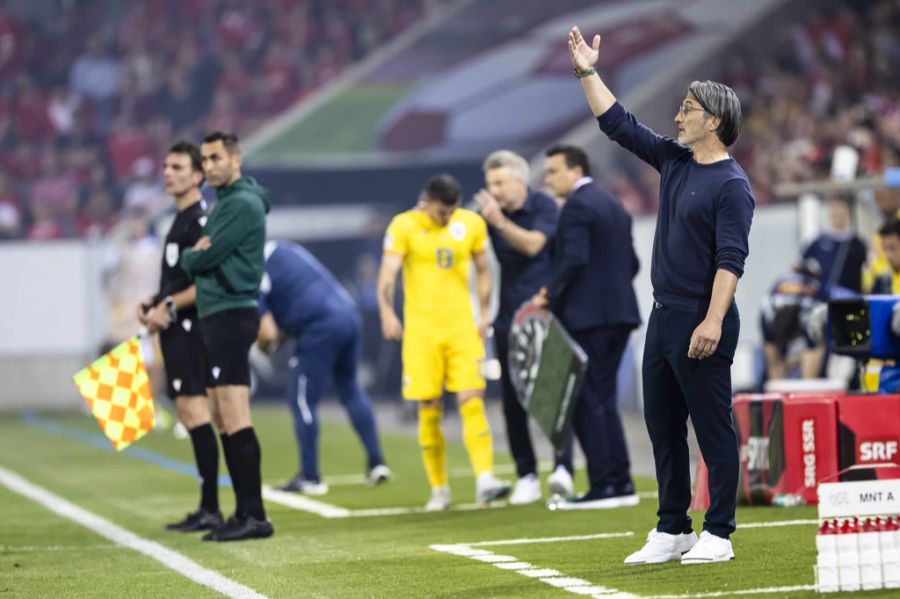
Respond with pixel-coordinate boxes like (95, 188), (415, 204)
(383, 207), (487, 328)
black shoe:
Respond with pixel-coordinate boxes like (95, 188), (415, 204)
(165, 508), (224, 532)
(201, 514), (274, 542)
(552, 483), (639, 511)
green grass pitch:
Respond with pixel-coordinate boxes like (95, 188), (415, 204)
(1, 406), (894, 598)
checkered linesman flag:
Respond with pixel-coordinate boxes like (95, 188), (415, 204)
(72, 337), (155, 451)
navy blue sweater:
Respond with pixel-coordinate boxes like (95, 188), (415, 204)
(597, 102), (754, 312)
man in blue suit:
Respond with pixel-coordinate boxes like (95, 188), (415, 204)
(537, 144), (641, 509)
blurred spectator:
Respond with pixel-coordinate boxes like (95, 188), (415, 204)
(103, 207), (160, 346)
(69, 36), (121, 104)
(760, 261), (824, 381)
(2, 0), (447, 241)
(800, 195), (867, 299)
(75, 188), (116, 239)
(123, 156), (165, 214)
(0, 170), (21, 239)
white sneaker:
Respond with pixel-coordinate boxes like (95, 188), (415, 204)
(366, 464), (392, 486)
(509, 474), (541, 505)
(624, 529), (698, 565)
(680, 531), (734, 565)
(475, 472), (512, 506)
(425, 486), (451, 511)
(547, 465), (574, 497)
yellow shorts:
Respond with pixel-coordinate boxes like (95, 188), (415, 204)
(401, 324), (485, 400)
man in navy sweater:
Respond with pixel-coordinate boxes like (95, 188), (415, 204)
(568, 27), (754, 564)
(537, 144), (641, 510)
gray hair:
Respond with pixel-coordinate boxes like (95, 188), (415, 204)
(482, 149), (530, 182)
(688, 80), (742, 147)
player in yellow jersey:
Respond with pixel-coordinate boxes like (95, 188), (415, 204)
(377, 174), (511, 510)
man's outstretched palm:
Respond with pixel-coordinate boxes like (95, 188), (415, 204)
(568, 26), (600, 72)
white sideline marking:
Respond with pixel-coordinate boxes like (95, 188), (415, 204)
(0, 465), (267, 599)
(263, 484), (506, 519)
(645, 585), (816, 598)
(467, 532), (634, 547)
(0, 544), (114, 552)
(738, 519), (817, 529)
(432, 527), (818, 599)
(261, 485), (351, 518)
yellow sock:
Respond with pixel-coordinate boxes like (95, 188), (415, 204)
(460, 397), (493, 477)
(418, 405), (447, 488)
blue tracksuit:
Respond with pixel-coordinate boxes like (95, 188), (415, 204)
(598, 102), (754, 539)
(260, 241), (383, 481)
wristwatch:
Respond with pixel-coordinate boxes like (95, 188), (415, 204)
(164, 296), (177, 321)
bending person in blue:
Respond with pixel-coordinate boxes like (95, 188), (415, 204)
(257, 240), (390, 494)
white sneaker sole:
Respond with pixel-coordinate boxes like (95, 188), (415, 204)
(624, 550), (688, 565)
(681, 554), (734, 565)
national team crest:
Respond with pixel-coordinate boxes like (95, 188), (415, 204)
(449, 221), (466, 241)
(165, 243), (179, 267)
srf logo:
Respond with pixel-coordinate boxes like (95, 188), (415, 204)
(858, 440), (899, 463)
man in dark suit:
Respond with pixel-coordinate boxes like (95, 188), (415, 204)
(536, 144), (641, 509)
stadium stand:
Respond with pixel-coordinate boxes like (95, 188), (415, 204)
(0, 0), (446, 240)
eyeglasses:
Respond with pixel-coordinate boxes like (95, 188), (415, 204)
(677, 102), (706, 116)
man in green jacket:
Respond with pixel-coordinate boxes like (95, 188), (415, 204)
(180, 131), (273, 542)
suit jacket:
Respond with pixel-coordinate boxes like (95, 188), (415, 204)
(548, 183), (641, 332)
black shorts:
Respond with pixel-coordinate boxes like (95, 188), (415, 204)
(159, 313), (207, 399)
(201, 307), (259, 388)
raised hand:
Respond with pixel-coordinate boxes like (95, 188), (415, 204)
(474, 189), (504, 228)
(568, 26), (600, 72)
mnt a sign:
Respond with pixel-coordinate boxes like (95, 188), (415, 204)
(508, 303), (588, 449)
(818, 479), (900, 519)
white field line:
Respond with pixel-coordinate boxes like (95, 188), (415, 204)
(738, 519), (817, 529)
(0, 465), (267, 599)
(466, 532), (634, 547)
(261, 485), (351, 518)
(0, 544), (115, 552)
(431, 523), (820, 599)
(263, 483), (506, 518)
(430, 542), (637, 599)
(644, 586), (816, 598)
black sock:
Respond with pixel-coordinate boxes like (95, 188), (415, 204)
(230, 427), (266, 520)
(219, 433), (245, 517)
(188, 423), (219, 513)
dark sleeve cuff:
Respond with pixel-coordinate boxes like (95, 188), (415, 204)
(596, 101), (625, 131)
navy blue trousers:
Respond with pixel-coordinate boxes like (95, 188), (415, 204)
(642, 302), (740, 539)
(495, 325), (573, 479)
(287, 310), (383, 482)
(569, 325), (634, 491)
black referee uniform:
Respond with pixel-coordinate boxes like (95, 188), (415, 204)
(151, 201), (209, 400)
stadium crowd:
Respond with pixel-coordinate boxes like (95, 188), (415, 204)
(0, 0), (443, 241)
(608, 0), (900, 214)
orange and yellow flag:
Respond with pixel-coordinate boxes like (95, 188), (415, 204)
(72, 337), (155, 451)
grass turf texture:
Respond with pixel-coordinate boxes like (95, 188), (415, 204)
(0, 406), (893, 598)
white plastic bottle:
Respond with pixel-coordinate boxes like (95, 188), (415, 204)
(837, 518), (861, 592)
(859, 517), (883, 590)
(883, 517), (900, 590)
(816, 519), (840, 593)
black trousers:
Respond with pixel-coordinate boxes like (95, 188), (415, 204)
(643, 302), (740, 539)
(569, 325), (633, 491)
(495, 326), (573, 478)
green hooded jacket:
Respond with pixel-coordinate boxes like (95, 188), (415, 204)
(180, 176), (270, 318)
